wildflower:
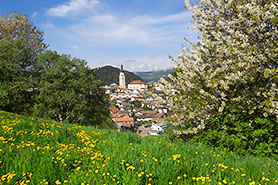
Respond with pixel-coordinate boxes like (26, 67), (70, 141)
(55, 180), (61, 185)
(76, 167), (81, 171)
(172, 154), (181, 160)
(223, 179), (227, 184)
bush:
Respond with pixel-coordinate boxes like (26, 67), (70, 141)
(181, 113), (278, 157)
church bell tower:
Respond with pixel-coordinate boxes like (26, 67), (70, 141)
(119, 65), (126, 89)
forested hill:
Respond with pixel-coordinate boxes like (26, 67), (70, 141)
(135, 69), (174, 82)
(93, 65), (144, 86)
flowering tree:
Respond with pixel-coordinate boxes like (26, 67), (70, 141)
(160, 0), (278, 137)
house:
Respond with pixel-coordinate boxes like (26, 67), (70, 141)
(115, 117), (134, 131)
(110, 107), (119, 114)
(142, 111), (157, 115)
(113, 113), (129, 120)
(151, 117), (167, 124)
(128, 80), (148, 91)
(150, 122), (166, 135)
(136, 114), (154, 122)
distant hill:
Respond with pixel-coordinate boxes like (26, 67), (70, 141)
(93, 65), (144, 86)
(135, 69), (174, 82)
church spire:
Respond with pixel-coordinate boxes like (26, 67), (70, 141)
(119, 64), (126, 89)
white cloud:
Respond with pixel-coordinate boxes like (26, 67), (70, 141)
(72, 45), (80, 49)
(66, 11), (194, 44)
(129, 12), (191, 26)
(88, 56), (174, 72)
(32, 12), (38, 18)
(47, 0), (99, 17)
(126, 56), (174, 72)
(43, 1), (199, 71)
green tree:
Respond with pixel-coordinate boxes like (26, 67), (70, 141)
(34, 50), (113, 128)
(159, 0), (278, 155)
(0, 12), (47, 113)
(132, 100), (141, 109)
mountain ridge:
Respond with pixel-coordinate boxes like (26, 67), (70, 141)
(135, 68), (173, 82)
(93, 65), (143, 86)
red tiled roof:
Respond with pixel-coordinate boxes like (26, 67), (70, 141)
(110, 108), (119, 114)
(142, 111), (157, 114)
(129, 80), (146, 85)
(115, 117), (134, 122)
(113, 113), (129, 118)
(151, 118), (166, 123)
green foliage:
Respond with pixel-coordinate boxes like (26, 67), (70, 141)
(0, 12), (46, 113)
(1, 112), (278, 184)
(33, 50), (113, 128)
(136, 121), (152, 125)
(93, 65), (143, 86)
(0, 38), (36, 113)
(0, 12), (113, 128)
(132, 100), (141, 109)
(0, 12), (47, 56)
(178, 113), (278, 157)
(142, 104), (152, 111)
(0, 87), (9, 109)
(135, 69), (174, 82)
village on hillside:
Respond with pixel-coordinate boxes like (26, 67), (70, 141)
(101, 65), (172, 137)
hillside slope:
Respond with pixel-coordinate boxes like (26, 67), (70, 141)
(0, 111), (277, 185)
(93, 65), (143, 86)
(135, 69), (174, 82)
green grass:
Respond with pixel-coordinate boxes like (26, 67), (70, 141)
(0, 111), (277, 185)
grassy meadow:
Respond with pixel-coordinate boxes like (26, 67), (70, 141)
(0, 111), (277, 185)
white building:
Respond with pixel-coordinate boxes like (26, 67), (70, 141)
(119, 65), (126, 89)
(150, 122), (165, 135)
(128, 80), (148, 91)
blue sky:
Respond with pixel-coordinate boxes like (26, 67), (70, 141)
(1, 0), (199, 72)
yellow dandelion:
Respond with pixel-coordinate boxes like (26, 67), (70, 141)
(76, 167), (81, 171)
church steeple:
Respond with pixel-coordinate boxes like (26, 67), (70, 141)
(119, 65), (126, 89)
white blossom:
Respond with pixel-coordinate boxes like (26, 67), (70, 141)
(157, 0), (278, 135)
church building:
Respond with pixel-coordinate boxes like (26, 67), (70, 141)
(119, 65), (126, 89)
